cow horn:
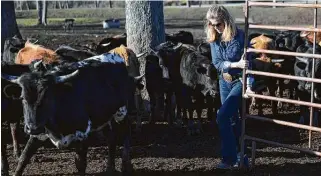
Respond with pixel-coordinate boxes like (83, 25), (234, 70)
(134, 74), (145, 81)
(33, 59), (43, 69)
(1, 74), (19, 84)
(300, 31), (308, 38)
(101, 42), (111, 46)
(173, 43), (183, 50)
(314, 89), (321, 100)
(55, 70), (79, 83)
(149, 47), (158, 54)
(136, 52), (147, 58)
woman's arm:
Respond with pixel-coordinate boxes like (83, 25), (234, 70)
(210, 42), (231, 72)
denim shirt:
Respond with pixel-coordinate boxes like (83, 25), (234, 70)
(209, 27), (245, 76)
(209, 28), (255, 88)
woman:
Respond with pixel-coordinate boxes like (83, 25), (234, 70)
(205, 5), (249, 169)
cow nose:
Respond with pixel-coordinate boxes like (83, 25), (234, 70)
(24, 124), (44, 135)
(24, 124), (31, 134)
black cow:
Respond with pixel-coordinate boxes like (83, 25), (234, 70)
(146, 42), (219, 135)
(2, 53), (136, 175)
(294, 42), (321, 126)
(2, 35), (26, 64)
(55, 45), (97, 62)
(197, 42), (211, 60)
(1, 62), (31, 175)
(165, 30), (194, 45)
(274, 30), (304, 101)
(95, 33), (127, 54)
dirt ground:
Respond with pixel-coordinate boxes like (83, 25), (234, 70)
(3, 8), (321, 176)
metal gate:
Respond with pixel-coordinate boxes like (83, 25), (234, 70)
(240, 0), (321, 168)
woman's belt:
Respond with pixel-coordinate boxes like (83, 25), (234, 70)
(222, 72), (242, 82)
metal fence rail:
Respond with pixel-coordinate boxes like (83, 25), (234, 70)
(240, 0), (321, 169)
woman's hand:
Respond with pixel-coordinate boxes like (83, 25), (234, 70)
(230, 60), (249, 69)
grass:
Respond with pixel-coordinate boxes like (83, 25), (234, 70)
(16, 6), (321, 27)
(16, 17), (104, 26)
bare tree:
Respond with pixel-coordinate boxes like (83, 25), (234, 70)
(187, 0), (191, 7)
(1, 1), (21, 52)
(125, 0), (165, 109)
(109, 0), (112, 8)
(37, 0), (48, 25)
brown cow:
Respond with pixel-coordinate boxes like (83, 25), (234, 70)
(250, 34), (282, 115)
(109, 45), (145, 131)
(15, 41), (59, 65)
(300, 28), (321, 46)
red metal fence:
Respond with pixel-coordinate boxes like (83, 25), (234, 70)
(240, 0), (321, 168)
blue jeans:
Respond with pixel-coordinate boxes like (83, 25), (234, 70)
(217, 78), (242, 164)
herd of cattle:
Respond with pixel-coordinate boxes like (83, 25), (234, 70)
(1, 29), (321, 175)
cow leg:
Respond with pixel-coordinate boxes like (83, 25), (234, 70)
(106, 121), (116, 172)
(165, 92), (174, 125)
(75, 142), (88, 175)
(270, 87), (278, 116)
(277, 79), (284, 109)
(10, 122), (20, 160)
(149, 95), (156, 124)
(257, 94), (263, 116)
(121, 118), (132, 173)
(14, 136), (40, 176)
(1, 141), (9, 176)
(195, 94), (204, 134)
(134, 94), (142, 132)
(187, 108), (194, 136)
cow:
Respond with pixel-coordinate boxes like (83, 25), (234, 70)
(165, 30), (194, 45)
(108, 45), (145, 131)
(95, 33), (127, 54)
(1, 62), (31, 175)
(197, 42), (211, 60)
(300, 29), (321, 47)
(294, 42), (321, 126)
(55, 45), (97, 62)
(249, 34), (283, 116)
(63, 18), (75, 32)
(146, 41), (219, 135)
(15, 41), (59, 65)
(274, 30), (305, 102)
(2, 53), (138, 175)
(2, 35), (26, 64)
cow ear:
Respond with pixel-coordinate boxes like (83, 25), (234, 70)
(3, 84), (22, 100)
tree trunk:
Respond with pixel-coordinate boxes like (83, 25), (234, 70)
(1, 1), (21, 53)
(41, 0), (47, 25)
(58, 1), (62, 9)
(125, 0), (165, 107)
(187, 0), (191, 7)
(37, 0), (47, 25)
(109, 0), (112, 8)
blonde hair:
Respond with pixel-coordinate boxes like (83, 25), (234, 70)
(205, 5), (237, 42)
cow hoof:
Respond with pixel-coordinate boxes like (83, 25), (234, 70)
(75, 160), (86, 174)
(195, 129), (201, 135)
(121, 162), (133, 174)
(106, 165), (116, 174)
(187, 129), (193, 136)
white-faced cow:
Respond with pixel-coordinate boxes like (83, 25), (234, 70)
(2, 53), (140, 175)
